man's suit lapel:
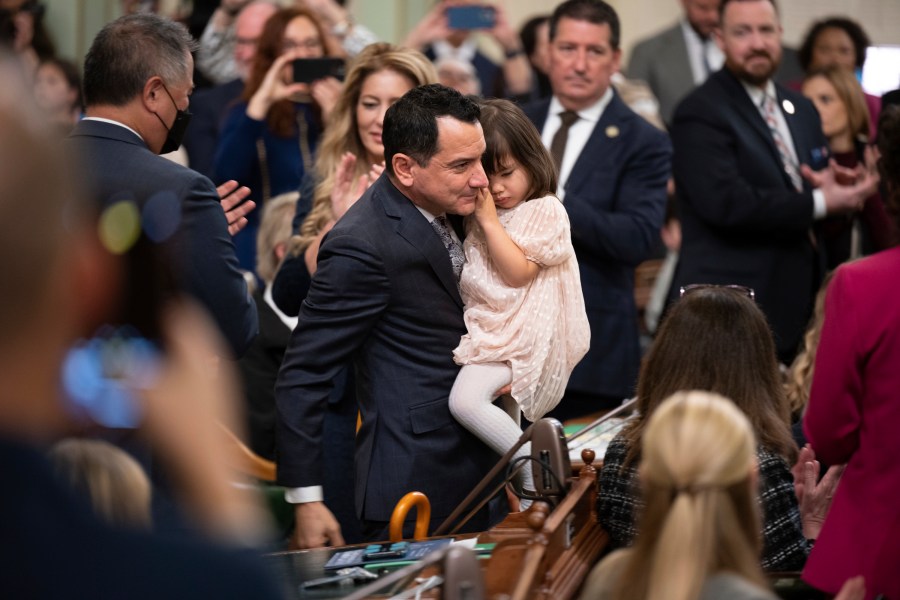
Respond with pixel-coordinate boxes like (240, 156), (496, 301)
(378, 177), (463, 308)
(717, 70), (792, 187)
(564, 94), (628, 194)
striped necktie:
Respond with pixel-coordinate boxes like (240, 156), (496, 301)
(760, 94), (803, 192)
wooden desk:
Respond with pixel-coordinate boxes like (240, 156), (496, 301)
(265, 451), (607, 599)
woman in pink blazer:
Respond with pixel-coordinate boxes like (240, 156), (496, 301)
(803, 105), (900, 599)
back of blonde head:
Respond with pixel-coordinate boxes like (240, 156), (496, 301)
(49, 438), (152, 529)
(615, 391), (767, 600)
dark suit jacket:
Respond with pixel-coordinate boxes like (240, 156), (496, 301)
(68, 119), (257, 358)
(275, 174), (499, 525)
(0, 438), (282, 599)
(183, 78), (243, 180)
(524, 94), (671, 400)
(670, 68), (828, 361)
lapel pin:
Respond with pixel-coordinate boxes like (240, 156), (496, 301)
(606, 125), (619, 138)
(782, 99), (795, 115)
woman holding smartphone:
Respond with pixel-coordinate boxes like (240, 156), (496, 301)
(213, 7), (341, 274)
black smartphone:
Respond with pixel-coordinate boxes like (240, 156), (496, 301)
(292, 57), (346, 84)
(446, 5), (496, 30)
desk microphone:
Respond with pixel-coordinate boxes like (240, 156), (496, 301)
(530, 418), (571, 504)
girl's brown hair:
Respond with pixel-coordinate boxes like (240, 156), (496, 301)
(478, 98), (557, 201)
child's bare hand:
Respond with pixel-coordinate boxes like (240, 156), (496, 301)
(474, 188), (499, 227)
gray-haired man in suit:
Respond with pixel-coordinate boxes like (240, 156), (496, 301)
(68, 13), (257, 358)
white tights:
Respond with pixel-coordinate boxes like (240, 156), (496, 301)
(449, 362), (534, 494)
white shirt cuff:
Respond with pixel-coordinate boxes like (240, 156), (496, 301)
(285, 486), (324, 504)
(812, 189), (827, 220)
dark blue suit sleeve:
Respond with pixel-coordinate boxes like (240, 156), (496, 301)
(182, 174), (258, 357)
(565, 126), (671, 267)
(275, 231), (390, 488)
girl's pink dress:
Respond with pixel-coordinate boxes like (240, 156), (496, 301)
(453, 195), (590, 422)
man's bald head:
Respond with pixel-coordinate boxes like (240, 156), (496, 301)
(234, 1), (278, 81)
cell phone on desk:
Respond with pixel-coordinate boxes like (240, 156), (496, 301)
(446, 5), (496, 30)
(362, 542), (410, 561)
(292, 57), (346, 83)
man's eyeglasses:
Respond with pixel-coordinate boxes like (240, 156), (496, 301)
(679, 284), (755, 301)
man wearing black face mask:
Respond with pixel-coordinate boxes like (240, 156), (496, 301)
(155, 83), (192, 155)
(68, 13), (258, 359)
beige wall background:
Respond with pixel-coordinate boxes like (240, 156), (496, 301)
(45, 0), (900, 72)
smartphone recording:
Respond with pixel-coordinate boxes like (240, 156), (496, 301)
(292, 57), (345, 84)
(446, 5), (496, 30)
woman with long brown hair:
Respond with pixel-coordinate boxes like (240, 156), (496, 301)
(214, 6), (339, 273)
(598, 286), (819, 572)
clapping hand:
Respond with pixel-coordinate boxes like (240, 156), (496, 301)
(801, 149), (881, 215)
(792, 444), (844, 540)
(330, 152), (382, 221)
(217, 180), (254, 236)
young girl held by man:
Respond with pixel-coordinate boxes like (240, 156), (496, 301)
(450, 99), (590, 501)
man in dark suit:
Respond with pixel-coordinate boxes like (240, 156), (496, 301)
(523, 0), (672, 418)
(276, 84), (505, 548)
(68, 13), (257, 359)
(670, 0), (878, 362)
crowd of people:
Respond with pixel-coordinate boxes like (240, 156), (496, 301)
(1, 0), (899, 597)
